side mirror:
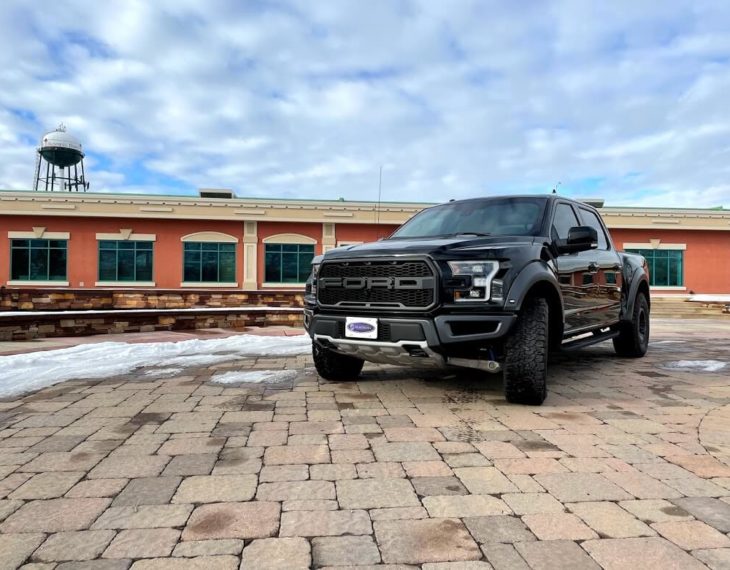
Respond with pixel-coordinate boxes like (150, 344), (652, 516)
(556, 226), (597, 254)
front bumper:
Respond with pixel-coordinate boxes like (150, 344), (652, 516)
(305, 309), (516, 368)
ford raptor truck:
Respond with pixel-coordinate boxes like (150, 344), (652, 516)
(303, 195), (650, 405)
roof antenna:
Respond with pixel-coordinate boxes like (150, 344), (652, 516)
(552, 181), (561, 194)
(375, 165), (383, 226)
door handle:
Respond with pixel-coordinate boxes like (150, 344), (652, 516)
(587, 262), (599, 273)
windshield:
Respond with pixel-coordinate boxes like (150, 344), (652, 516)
(390, 197), (548, 239)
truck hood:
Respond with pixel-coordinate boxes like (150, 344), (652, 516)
(323, 235), (538, 260)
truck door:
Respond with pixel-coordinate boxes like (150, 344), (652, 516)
(577, 206), (622, 325)
(551, 202), (594, 333)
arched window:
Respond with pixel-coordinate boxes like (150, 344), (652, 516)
(263, 234), (316, 284)
(181, 232), (238, 284)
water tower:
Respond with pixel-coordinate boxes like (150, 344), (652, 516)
(32, 124), (89, 192)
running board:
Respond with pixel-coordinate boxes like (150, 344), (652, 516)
(560, 329), (619, 352)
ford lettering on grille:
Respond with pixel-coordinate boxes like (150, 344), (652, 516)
(319, 277), (430, 289)
(318, 260), (436, 309)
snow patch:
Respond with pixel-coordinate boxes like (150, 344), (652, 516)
(0, 334), (311, 397)
(143, 368), (182, 377)
(212, 369), (299, 384)
(664, 360), (727, 372)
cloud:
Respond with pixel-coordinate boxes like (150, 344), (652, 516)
(0, 0), (729, 207)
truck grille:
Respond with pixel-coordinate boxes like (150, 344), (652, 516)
(318, 260), (436, 310)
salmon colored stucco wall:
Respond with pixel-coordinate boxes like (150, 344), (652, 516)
(608, 228), (730, 294)
(0, 216), (245, 288)
(3, 214), (729, 293)
(336, 223), (400, 244)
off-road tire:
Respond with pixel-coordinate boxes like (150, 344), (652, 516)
(503, 297), (549, 405)
(312, 343), (364, 381)
(613, 292), (649, 357)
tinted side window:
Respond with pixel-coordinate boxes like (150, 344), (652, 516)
(579, 208), (609, 250)
(551, 203), (580, 240)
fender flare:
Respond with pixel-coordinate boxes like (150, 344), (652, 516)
(505, 261), (564, 314)
(622, 269), (650, 321)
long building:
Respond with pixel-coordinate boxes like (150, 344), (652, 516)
(1, 189), (729, 294)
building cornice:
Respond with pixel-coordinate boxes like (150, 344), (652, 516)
(1, 190), (729, 230)
(0, 190), (429, 225)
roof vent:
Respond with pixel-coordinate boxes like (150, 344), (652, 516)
(198, 188), (236, 199)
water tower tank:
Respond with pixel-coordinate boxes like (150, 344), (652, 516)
(39, 126), (84, 167)
(33, 124), (89, 192)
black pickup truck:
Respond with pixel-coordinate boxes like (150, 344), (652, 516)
(304, 195), (650, 405)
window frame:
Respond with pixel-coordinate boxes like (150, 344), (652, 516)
(263, 242), (316, 285)
(625, 248), (684, 288)
(577, 207), (611, 251)
(10, 238), (68, 282)
(550, 201), (581, 242)
(97, 240), (154, 283)
(182, 241), (237, 284)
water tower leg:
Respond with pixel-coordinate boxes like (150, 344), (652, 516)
(33, 151), (41, 191)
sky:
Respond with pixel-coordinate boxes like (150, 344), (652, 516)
(1, 1), (729, 208)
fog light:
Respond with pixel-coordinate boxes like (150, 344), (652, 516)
(491, 279), (504, 302)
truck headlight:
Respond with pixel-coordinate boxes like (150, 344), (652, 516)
(448, 260), (499, 302)
(310, 262), (321, 297)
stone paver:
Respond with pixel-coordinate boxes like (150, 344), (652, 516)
(412, 476), (468, 496)
(1, 498), (111, 533)
(92, 504), (193, 530)
(0, 533), (45, 569)
(375, 518), (482, 564)
(464, 515), (536, 544)
(67, 478), (129, 498)
(33, 530), (116, 562)
(280, 509), (372, 537)
(502, 493), (565, 515)
(422, 494), (511, 517)
(182, 502), (280, 540)
(162, 454), (217, 476)
(256, 480), (335, 501)
(651, 520), (730, 550)
(113, 476), (181, 506)
(522, 512), (598, 540)
(671, 496), (730, 532)
(618, 499), (694, 524)
(172, 539), (243, 557)
(534, 472), (633, 502)
(372, 441), (440, 462)
(0, 320), (728, 569)
(693, 548), (730, 570)
(312, 535), (381, 566)
(337, 478), (419, 509)
(130, 556), (238, 569)
(516, 540), (601, 570)
(582, 537), (708, 569)
(241, 537), (311, 569)
(568, 501), (655, 538)
(453, 467), (518, 494)
(264, 444), (329, 464)
(88, 455), (170, 479)
(172, 474), (256, 503)
(10, 471), (84, 499)
(103, 528), (181, 559)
